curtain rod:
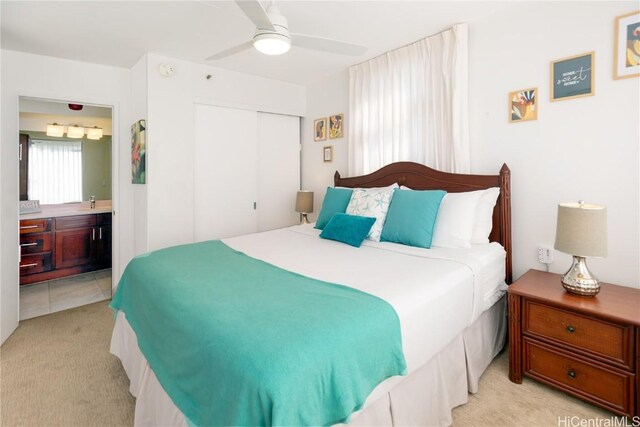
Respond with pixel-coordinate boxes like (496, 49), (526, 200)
(349, 23), (464, 69)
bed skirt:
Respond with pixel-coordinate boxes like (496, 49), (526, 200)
(110, 296), (506, 426)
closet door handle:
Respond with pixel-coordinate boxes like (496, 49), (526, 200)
(99, 227), (102, 240)
(93, 228), (96, 241)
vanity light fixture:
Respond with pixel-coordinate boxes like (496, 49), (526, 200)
(66, 125), (85, 139)
(86, 126), (103, 140)
(46, 123), (65, 137)
(45, 123), (104, 139)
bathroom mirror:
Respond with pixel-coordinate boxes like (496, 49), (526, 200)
(19, 98), (112, 204)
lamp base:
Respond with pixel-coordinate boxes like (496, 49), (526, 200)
(561, 256), (600, 296)
(300, 213), (310, 225)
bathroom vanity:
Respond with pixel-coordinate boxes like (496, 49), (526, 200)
(19, 203), (112, 286)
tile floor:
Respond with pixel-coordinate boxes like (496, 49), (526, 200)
(19, 269), (112, 321)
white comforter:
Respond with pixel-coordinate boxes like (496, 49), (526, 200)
(222, 224), (506, 374)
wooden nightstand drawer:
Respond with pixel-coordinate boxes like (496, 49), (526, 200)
(524, 339), (635, 417)
(19, 219), (52, 234)
(524, 301), (634, 370)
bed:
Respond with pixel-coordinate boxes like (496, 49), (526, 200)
(110, 161), (512, 426)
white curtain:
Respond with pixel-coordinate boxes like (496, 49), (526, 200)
(349, 24), (469, 175)
(28, 140), (83, 204)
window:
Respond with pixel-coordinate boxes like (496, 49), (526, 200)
(28, 139), (82, 204)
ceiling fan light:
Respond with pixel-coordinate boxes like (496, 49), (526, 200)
(87, 127), (103, 140)
(253, 33), (291, 55)
(46, 123), (65, 138)
(67, 125), (85, 139)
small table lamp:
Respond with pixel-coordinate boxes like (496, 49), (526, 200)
(295, 191), (314, 224)
(554, 201), (607, 296)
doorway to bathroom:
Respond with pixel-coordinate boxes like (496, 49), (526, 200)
(18, 97), (114, 320)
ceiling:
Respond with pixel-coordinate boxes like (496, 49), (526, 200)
(1, 1), (509, 85)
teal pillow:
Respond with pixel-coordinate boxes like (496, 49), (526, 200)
(314, 187), (354, 230)
(319, 214), (376, 248)
(381, 189), (446, 248)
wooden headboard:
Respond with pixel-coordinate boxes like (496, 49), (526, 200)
(334, 162), (512, 284)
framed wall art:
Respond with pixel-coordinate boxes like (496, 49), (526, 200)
(551, 52), (594, 101)
(614, 10), (640, 79)
(509, 87), (538, 123)
(314, 117), (327, 141)
(131, 119), (146, 184)
(329, 113), (344, 139)
(323, 145), (333, 162)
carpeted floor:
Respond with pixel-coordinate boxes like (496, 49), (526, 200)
(0, 300), (615, 427)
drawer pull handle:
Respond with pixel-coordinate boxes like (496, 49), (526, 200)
(20, 263), (38, 268)
(20, 225), (39, 230)
(566, 325), (576, 333)
(20, 242), (38, 247)
(567, 370), (577, 379)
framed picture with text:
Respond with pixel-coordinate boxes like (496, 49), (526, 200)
(550, 52), (595, 101)
(323, 146), (333, 162)
(614, 10), (640, 79)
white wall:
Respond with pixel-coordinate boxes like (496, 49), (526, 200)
(144, 54), (306, 251)
(301, 70), (349, 221)
(301, 1), (639, 287)
(468, 1), (639, 287)
(131, 55), (149, 256)
(0, 50), (134, 344)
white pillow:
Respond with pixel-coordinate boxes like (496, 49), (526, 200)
(346, 186), (395, 242)
(432, 190), (484, 248)
(471, 187), (500, 244)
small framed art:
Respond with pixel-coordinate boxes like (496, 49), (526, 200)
(551, 52), (594, 101)
(323, 146), (333, 162)
(614, 10), (640, 79)
(131, 119), (146, 184)
(509, 88), (537, 123)
(314, 118), (327, 141)
(329, 114), (344, 139)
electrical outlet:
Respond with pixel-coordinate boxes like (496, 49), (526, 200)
(538, 247), (554, 264)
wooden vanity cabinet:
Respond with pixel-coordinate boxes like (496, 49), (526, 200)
(55, 215), (98, 268)
(20, 213), (112, 285)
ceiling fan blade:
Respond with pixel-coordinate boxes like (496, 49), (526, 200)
(291, 34), (367, 56)
(205, 41), (254, 61)
(235, 0), (275, 31)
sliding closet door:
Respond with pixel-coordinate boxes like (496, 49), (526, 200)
(257, 113), (301, 231)
(194, 104), (258, 241)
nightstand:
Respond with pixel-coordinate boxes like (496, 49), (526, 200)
(508, 269), (640, 417)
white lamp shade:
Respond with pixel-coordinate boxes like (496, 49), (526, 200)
(46, 123), (65, 137)
(253, 33), (291, 55)
(87, 127), (103, 140)
(554, 202), (607, 258)
(295, 191), (314, 214)
(66, 125), (85, 139)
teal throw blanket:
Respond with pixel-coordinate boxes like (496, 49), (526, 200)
(111, 240), (406, 426)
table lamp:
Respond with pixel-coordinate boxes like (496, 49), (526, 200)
(295, 191), (314, 224)
(554, 201), (607, 296)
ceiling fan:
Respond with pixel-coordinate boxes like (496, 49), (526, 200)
(206, 0), (367, 60)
